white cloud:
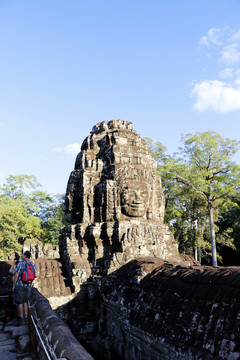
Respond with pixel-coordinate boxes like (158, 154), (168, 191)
(199, 28), (222, 46)
(191, 80), (240, 113)
(235, 69), (240, 86)
(229, 30), (240, 42)
(220, 44), (240, 65)
(219, 68), (233, 79)
(192, 27), (240, 112)
(53, 143), (81, 157)
(199, 27), (240, 65)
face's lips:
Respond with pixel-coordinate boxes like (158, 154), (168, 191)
(129, 204), (144, 210)
(122, 204), (146, 217)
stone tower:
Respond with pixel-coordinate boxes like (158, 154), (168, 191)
(59, 120), (180, 292)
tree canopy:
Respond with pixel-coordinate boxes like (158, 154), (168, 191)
(0, 174), (66, 260)
(145, 131), (240, 266)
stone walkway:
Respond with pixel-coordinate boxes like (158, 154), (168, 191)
(0, 317), (35, 360)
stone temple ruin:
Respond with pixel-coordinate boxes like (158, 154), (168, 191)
(56, 120), (240, 360)
(59, 119), (186, 294)
(1, 120), (240, 360)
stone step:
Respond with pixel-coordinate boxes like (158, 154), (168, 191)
(0, 317), (34, 360)
(1, 351), (18, 360)
(0, 332), (11, 342)
(0, 340), (17, 351)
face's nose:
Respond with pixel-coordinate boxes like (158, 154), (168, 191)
(133, 191), (142, 203)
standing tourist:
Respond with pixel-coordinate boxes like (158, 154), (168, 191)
(9, 250), (37, 325)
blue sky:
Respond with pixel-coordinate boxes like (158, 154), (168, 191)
(1, 0), (240, 195)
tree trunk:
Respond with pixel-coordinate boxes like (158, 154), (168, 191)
(208, 205), (217, 267)
(194, 246), (198, 261)
(198, 245), (201, 265)
(192, 217), (197, 261)
(197, 218), (202, 265)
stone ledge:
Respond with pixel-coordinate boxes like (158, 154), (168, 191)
(31, 288), (94, 360)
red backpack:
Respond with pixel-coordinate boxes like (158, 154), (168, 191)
(21, 260), (36, 284)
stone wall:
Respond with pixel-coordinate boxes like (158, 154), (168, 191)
(0, 262), (12, 318)
(65, 258), (240, 360)
(30, 288), (94, 360)
(22, 240), (59, 259)
(33, 259), (73, 309)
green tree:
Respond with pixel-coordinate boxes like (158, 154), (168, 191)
(176, 131), (240, 266)
(144, 137), (169, 164)
(42, 202), (67, 247)
(144, 136), (179, 217)
(0, 174), (54, 217)
(0, 198), (42, 260)
(216, 199), (240, 265)
(0, 174), (67, 258)
(0, 174), (41, 202)
(29, 190), (55, 220)
(146, 134), (240, 266)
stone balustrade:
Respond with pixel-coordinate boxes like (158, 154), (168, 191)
(30, 288), (94, 360)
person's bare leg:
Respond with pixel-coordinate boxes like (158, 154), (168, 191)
(18, 303), (25, 325)
(18, 304), (23, 317)
(23, 302), (28, 317)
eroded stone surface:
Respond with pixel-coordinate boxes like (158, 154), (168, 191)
(60, 120), (182, 292)
(22, 240), (59, 259)
(30, 289), (94, 360)
(69, 258), (240, 360)
(0, 318), (32, 360)
(32, 259), (73, 309)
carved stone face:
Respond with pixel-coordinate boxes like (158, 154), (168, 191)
(121, 180), (149, 217)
